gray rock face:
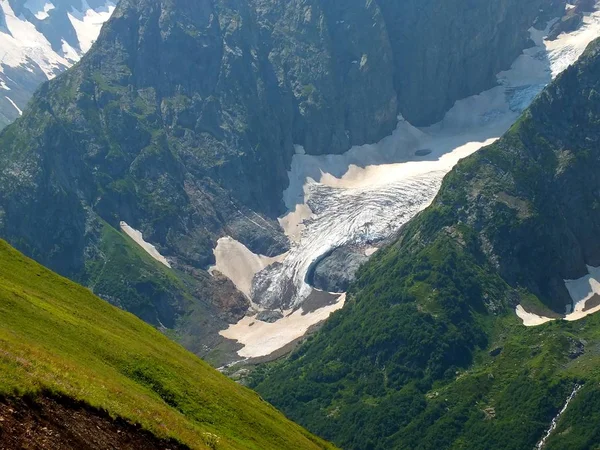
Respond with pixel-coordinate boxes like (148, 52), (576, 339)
(378, 0), (566, 125)
(309, 247), (369, 293)
(256, 310), (284, 323)
(252, 0), (566, 150)
(548, 9), (584, 40)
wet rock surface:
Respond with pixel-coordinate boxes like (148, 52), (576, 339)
(256, 310), (284, 323)
(309, 246), (369, 293)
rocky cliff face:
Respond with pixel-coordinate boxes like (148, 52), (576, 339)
(251, 0), (566, 152)
(0, 0), (565, 362)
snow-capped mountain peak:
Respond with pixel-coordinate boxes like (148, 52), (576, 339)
(0, 0), (114, 127)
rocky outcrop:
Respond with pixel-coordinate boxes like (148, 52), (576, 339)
(548, 0), (597, 41)
(548, 8), (584, 40)
(309, 246), (369, 293)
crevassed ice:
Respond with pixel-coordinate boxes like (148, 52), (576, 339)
(268, 7), (600, 311)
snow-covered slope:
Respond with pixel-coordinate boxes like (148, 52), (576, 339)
(219, 3), (600, 360)
(0, 0), (114, 128)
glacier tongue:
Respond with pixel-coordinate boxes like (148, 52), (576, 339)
(222, 5), (600, 358)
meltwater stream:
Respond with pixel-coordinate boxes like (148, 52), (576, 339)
(535, 384), (583, 450)
(219, 5), (600, 358)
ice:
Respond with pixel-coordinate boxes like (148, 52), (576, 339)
(258, 12), (600, 312)
(24, 0), (55, 20)
(209, 236), (286, 300)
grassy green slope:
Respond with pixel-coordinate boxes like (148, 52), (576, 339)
(0, 240), (334, 450)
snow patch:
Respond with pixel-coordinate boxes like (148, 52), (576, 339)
(24, 0), (55, 20)
(278, 204), (313, 244)
(209, 236), (286, 300)
(5, 96), (21, 115)
(516, 266), (600, 326)
(515, 305), (555, 326)
(219, 293), (346, 358)
(119, 221), (171, 268)
(364, 247), (378, 257)
(61, 39), (80, 63)
(564, 265), (600, 320)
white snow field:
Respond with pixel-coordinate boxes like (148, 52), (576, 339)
(220, 294), (346, 358)
(517, 265), (600, 326)
(209, 237), (286, 300)
(67, 0), (114, 53)
(120, 221), (171, 268)
(218, 5), (600, 357)
(0, 0), (115, 123)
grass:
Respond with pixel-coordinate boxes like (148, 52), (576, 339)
(85, 220), (189, 327)
(0, 240), (335, 450)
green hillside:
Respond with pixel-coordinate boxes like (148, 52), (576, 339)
(0, 239), (334, 450)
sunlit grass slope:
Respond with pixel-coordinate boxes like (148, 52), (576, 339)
(0, 240), (334, 450)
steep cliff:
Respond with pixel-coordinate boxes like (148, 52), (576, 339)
(379, 0), (566, 125)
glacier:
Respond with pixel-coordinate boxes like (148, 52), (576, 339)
(219, 4), (600, 358)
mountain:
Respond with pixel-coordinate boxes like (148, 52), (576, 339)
(0, 238), (333, 449)
(250, 37), (600, 449)
(0, 0), (567, 364)
(0, 0), (114, 129)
